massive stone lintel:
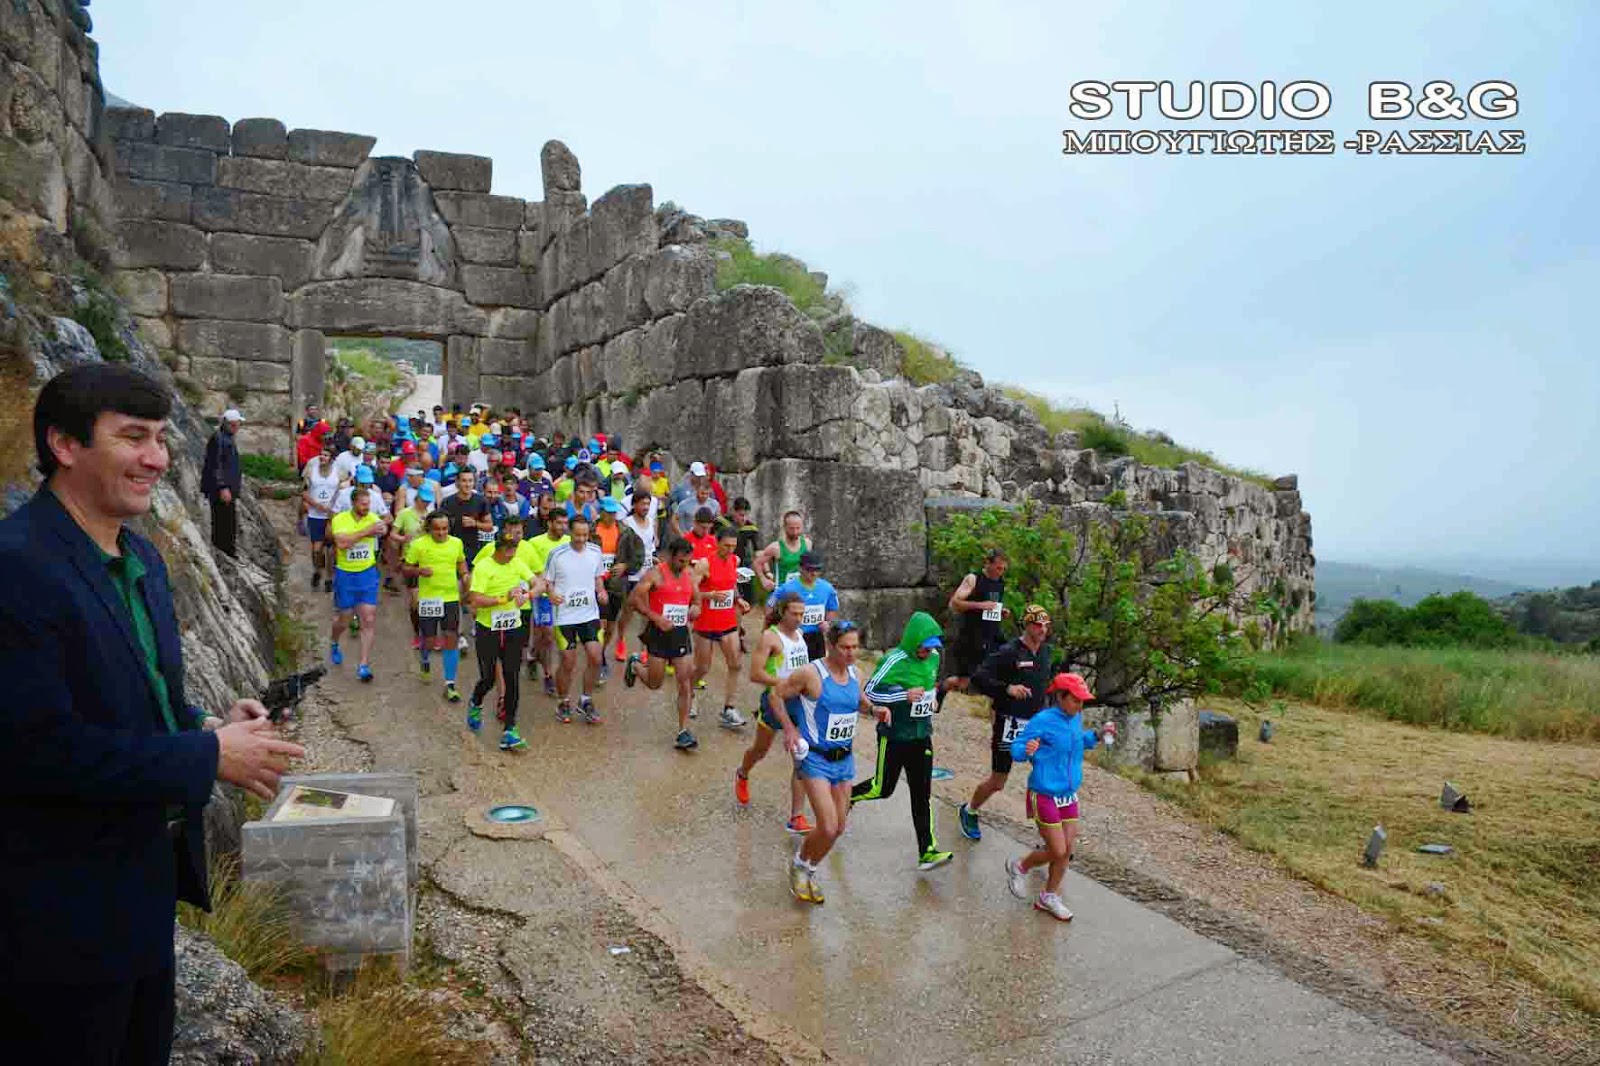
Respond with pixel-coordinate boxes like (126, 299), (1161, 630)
(192, 187), (333, 239)
(176, 319), (292, 363)
(746, 459), (927, 588)
(413, 150), (492, 193)
(286, 128), (376, 168)
(288, 278), (488, 336)
(216, 156), (355, 202)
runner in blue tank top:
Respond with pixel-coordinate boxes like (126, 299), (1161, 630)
(773, 620), (885, 904)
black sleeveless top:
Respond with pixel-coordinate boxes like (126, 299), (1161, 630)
(959, 571), (1006, 646)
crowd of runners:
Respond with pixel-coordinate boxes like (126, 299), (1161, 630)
(293, 401), (1114, 921)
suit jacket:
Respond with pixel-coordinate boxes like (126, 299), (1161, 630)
(0, 488), (218, 983)
(200, 428), (240, 499)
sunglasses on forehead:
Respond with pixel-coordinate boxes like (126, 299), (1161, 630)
(831, 619), (859, 636)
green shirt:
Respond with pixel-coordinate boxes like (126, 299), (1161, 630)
(100, 536), (182, 734)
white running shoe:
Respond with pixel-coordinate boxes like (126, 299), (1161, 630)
(1006, 857), (1030, 900)
(1035, 891), (1074, 922)
(719, 705), (747, 730)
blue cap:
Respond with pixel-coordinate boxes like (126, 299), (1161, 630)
(599, 496), (620, 513)
(354, 465), (375, 484)
(418, 482), (437, 503)
(588, 438), (602, 453)
(425, 469), (443, 483)
(443, 463), (459, 479)
(564, 456), (578, 471)
(482, 435), (498, 447)
(649, 460), (664, 472)
(920, 635), (943, 650)
(529, 454), (546, 470)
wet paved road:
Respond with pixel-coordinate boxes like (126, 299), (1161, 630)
(428, 657), (1452, 1064)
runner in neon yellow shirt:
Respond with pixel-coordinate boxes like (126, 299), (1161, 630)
(402, 508), (468, 702)
(329, 487), (386, 681)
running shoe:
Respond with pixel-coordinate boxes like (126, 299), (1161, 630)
(445, 682), (462, 703)
(526, 659), (539, 681)
(543, 677), (557, 698)
(311, 572), (320, 590)
(786, 814), (812, 834)
(1035, 892), (1074, 922)
(718, 705), (747, 730)
(466, 703), (482, 732)
(674, 729), (698, 751)
(918, 849), (954, 872)
(581, 697), (602, 725)
(419, 662), (432, 681)
(695, 677), (707, 691)
(356, 663), (373, 683)
(613, 640), (627, 661)
(623, 654), (639, 689)
(735, 771), (751, 806)
(329, 642), (343, 666)
(806, 872), (825, 905)
(410, 636), (422, 651)
(458, 635), (470, 655)
(666, 663), (675, 676)
(556, 701), (573, 724)
(639, 649), (650, 665)
(597, 659), (610, 685)
(1006, 857), (1030, 900)
(789, 863), (814, 903)
(959, 803), (981, 841)
(500, 727), (528, 752)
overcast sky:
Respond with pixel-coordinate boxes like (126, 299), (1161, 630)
(98, 2), (1599, 583)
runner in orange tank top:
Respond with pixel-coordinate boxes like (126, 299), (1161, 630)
(692, 524), (750, 731)
(624, 537), (702, 749)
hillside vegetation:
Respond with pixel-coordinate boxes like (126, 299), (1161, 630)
(1501, 581), (1600, 646)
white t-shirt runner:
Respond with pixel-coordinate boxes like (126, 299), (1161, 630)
(622, 514), (657, 583)
(545, 542), (605, 626)
(302, 460), (341, 520)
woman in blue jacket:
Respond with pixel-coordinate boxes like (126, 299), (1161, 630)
(1004, 672), (1115, 922)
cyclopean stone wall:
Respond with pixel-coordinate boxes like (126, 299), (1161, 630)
(104, 117), (1313, 644)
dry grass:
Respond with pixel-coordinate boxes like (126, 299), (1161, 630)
(301, 962), (482, 1066)
(1143, 698), (1600, 1024)
(177, 852), (314, 983)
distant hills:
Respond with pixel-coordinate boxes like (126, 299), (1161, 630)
(1313, 560), (1531, 632)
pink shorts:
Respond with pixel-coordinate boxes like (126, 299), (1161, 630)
(1026, 790), (1080, 827)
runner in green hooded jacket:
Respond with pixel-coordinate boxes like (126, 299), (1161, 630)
(850, 611), (952, 870)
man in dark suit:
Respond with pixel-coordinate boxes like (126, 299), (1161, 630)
(0, 363), (306, 1065)
(200, 407), (243, 557)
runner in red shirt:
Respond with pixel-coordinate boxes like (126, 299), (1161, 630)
(624, 537), (701, 750)
(686, 506), (718, 562)
(693, 524), (749, 731)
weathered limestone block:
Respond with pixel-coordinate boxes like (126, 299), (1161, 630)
(237, 360), (291, 392)
(433, 191), (523, 230)
(116, 219), (207, 269)
(837, 587), (942, 652)
(541, 139), (580, 195)
(192, 187), (332, 240)
(705, 218), (749, 240)
(747, 363), (858, 465)
(216, 157), (354, 202)
(171, 274), (284, 323)
(747, 460), (927, 587)
(291, 329), (326, 412)
(486, 307), (540, 341)
(635, 313), (684, 388)
(476, 337), (533, 376)
(852, 323), (905, 377)
(117, 269), (168, 316)
(598, 328), (643, 396)
(134, 317), (173, 349)
(115, 177), (192, 222)
(210, 233), (315, 290)
(177, 319), (292, 363)
(238, 390), (294, 425)
(190, 356), (237, 389)
(444, 336), (480, 409)
(462, 264), (538, 308)
(155, 112), (230, 153)
(1155, 699), (1199, 772)
(975, 416), (1012, 460)
(115, 140), (216, 185)
(517, 229), (541, 269)
(603, 254), (649, 332)
(105, 105), (154, 141)
(630, 378), (706, 458)
(576, 345), (607, 401)
(676, 285), (824, 378)
(541, 189), (586, 245)
(289, 278), (487, 335)
(172, 925), (309, 1066)
(286, 128), (375, 168)
(413, 150), (491, 193)
(587, 184), (656, 279)
(644, 244), (716, 318)
(451, 225), (516, 265)
(231, 117), (288, 159)
(314, 158), (455, 287)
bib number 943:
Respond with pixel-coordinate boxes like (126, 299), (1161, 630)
(825, 713), (856, 744)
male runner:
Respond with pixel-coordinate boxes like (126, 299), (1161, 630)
(546, 514), (608, 725)
(391, 479), (432, 648)
(592, 496), (624, 682)
(692, 524), (749, 730)
(402, 507), (468, 701)
(302, 437), (340, 591)
(735, 592), (813, 832)
(852, 612), (951, 870)
(624, 538), (700, 750)
(329, 485), (387, 681)
(958, 604), (1056, 841)
(465, 532), (538, 751)
(669, 465), (720, 540)
(939, 547), (1009, 710)
(331, 434), (364, 483)
(685, 506), (718, 562)
(766, 551), (840, 661)
(612, 489), (657, 661)
(442, 468), (490, 553)
(755, 510), (810, 590)
(774, 620), (884, 904)
(523, 508), (570, 694)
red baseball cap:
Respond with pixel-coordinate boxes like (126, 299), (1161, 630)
(401, 440), (417, 454)
(1046, 673), (1094, 701)
(501, 452), (515, 464)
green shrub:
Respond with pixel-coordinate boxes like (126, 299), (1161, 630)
(69, 267), (130, 362)
(1078, 420), (1131, 456)
(710, 238), (841, 316)
(895, 330), (964, 385)
(242, 452), (299, 482)
(1335, 591), (1519, 649)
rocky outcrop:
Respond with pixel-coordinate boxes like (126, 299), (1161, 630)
(172, 925), (309, 1066)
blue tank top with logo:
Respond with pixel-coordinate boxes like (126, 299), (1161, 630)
(787, 660), (861, 751)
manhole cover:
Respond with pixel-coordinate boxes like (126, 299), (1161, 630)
(930, 767), (954, 781)
(487, 804), (540, 823)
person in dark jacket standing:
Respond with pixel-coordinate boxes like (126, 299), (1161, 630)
(0, 364), (305, 1064)
(201, 407), (244, 556)
(958, 603), (1055, 841)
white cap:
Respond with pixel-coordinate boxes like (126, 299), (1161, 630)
(221, 408), (244, 423)
(688, 461), (707, 477)
(351, 436), (366, 450)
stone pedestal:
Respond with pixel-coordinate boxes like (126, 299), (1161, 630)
(1154, 699), (1199, 772)
(241, 772), (418, 972)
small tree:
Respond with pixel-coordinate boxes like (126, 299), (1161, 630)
(929, 503), (1259, 713)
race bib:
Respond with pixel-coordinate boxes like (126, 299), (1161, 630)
(708, 589), (734, 611)
(910, 693), (936, 718)
(478, 529), (496, 544)
(418, 597), (445, 618)
(824, 713), (856, 744)
(565, 588), (593, 612)
(785, 647), (810, 671)
(490, 608), (521, 632)
(801, 605), (825, 627)
(344, 542), (373, 563)
(1000, 716), (1026, 744)
(601, 553), (616, 569)
(662, 603), (689, 627)
(982, 604), (1003, 622)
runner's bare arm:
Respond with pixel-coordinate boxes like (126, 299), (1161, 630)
(628, 569), (657, 620)
(754, 541), (778, 585)
(748, 631), (782, 686)
(949, 573), (979, 613)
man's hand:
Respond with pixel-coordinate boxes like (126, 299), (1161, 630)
(1024, 738), (1041, 757)
(226, 698), (270, 724)
(219, 488), (233, 504)
(783, 726), (802, 755)
(419, 566), (434, 577)
(1007, 683), (1032, 699)
(215, 718), (306, 800)
(874, 705), (890, 726)
(907, 687), (925, 703)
